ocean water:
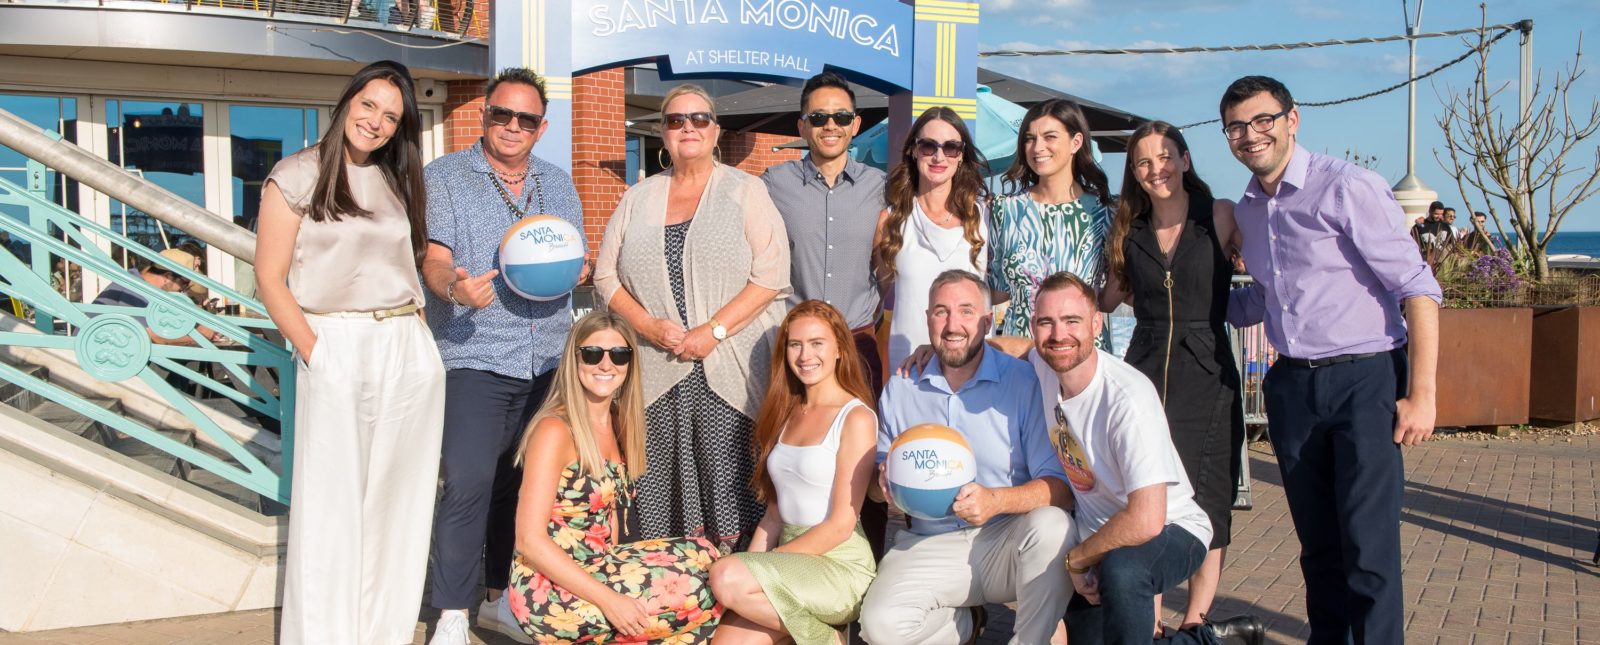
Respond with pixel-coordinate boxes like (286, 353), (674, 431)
(1544, 231), (1600, 258)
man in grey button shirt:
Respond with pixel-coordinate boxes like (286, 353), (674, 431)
(761, 71), (890, 557)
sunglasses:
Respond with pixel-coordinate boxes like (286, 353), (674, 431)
(578, 345), (634, 366)
(485, 105), (544, 130)
(664, 112), (715, 130)
(915, 138), (964, 158)
(803, 110), (857, 127)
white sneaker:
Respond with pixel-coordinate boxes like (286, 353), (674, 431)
(429, 610), (470, 645)
(478, 595), (534, 644)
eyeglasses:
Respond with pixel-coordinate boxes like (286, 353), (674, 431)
(1222, 108), (1291, 141)
(578, 345), (634, 366)
(803, 110), (857, 127)
(664, 112), (715, 130)
(485, 105), (544, 130)
(915, 138), (964, 158)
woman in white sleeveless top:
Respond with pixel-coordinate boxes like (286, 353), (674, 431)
(708, 301), (878, 645)
(874, 106), (992, 372)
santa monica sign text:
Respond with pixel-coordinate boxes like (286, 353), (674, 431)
(575, 0), (912, 87)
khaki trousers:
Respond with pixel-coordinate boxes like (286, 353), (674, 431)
(279, 313), (446, 645)
(859, 506), (1075, 645)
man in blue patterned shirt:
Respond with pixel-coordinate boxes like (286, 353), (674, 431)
(420, 68), (587, 645)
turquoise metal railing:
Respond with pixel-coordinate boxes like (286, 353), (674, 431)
(0, 160), (295, 504)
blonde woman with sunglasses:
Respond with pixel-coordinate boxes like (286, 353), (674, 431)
(594, 84), (791, 555)
(506, 311), (723, 643)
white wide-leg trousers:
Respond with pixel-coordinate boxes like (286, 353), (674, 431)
(280, 313), (445, 645)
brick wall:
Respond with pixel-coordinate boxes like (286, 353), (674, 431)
(718, 131), (804, 176)
(573, 69), (629, 261)
(442, 79), (485, 154)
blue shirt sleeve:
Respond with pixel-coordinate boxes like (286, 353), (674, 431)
(424, 162), (457, 251)
(876, 378), (897, 464)
(1338, 171), (1443, 305)
(1226, 282), (1266, 328)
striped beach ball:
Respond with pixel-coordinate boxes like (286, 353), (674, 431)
(497, 215), (583, 301)
(886, 424), (978, 521)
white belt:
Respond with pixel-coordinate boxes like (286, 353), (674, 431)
(311, 303), (420, 321)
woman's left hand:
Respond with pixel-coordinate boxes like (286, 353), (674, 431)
(673, 325), (719, 361)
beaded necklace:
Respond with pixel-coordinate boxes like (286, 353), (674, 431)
(491, 167), (546, 218)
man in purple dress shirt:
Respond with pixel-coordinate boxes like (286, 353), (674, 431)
(1221, 76), (1441, 644)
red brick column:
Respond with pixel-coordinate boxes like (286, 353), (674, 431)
(573, 69), (628, 262)
(442, 79), (485, 154)
(718, 131), (803, 177)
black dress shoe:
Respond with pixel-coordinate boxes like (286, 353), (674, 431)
(1207, 614), (1265, 645)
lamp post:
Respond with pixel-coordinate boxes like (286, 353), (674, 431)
(1391, 0), (1437, 225)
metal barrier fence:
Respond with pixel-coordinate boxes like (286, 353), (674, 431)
(1228, 274), (1274, 509)
(0, 154), (295, 504)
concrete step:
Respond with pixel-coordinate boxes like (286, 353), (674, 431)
(107, 428), (196, 479)
(1, 364), (47, 411)
(183, 469), (263, 514)
(28, 397), (119, 445)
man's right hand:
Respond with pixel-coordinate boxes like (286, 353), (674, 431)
(451, 266), (499, 309)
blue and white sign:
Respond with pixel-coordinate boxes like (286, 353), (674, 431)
(574, 0), (913, 88)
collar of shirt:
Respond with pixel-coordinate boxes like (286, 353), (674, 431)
(1243, 143), (1311, 202)
(468, 139), (550, 177)
(918, 345), (1004, 393)
(799, 155), (865, 188)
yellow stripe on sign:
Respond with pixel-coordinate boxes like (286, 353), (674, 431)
(915, 8), (980, 19)
(919, 0), (980, 10)
(545, 76), (573, 100)
(914, 11), (980, 24)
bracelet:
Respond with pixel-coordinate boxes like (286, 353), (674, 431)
(446, 279), (461, 306)
(1065, 553), (1089, 575)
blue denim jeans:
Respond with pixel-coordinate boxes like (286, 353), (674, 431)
(1065, 524), (1215, 645)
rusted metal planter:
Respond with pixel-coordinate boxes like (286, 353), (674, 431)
(1437, 307), (1531, 427)
(1529, 306), (1600, 424)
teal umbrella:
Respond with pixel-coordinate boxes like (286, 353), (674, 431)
(852, 85), (1099, 177)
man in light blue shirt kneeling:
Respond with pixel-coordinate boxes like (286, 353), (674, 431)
(860, 269), (1073, 645)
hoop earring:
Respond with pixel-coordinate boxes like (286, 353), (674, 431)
(657, 147), (672, 169)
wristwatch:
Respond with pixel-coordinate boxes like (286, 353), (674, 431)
(709, 318), (728, 341)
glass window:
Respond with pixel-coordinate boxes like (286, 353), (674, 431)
(229, 105), (318, 233)
(0, 94), (80, 212)
(106, 99), (206, 260)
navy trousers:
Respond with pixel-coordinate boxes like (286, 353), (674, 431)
(429, 368), (553, 610)
(1264, 349), (1407, 644)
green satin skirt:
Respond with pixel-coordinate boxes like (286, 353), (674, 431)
(731, 523), (877, 645)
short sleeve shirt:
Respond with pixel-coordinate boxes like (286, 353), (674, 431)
(424, 141), (585, 380)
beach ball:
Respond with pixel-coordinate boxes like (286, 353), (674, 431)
(886, 424), (978, 521)
(497, 215), (584, 301)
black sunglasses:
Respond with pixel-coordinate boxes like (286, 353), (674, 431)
(485, 105), (544, 130)
(664, 112), (715, 130)
(578, 345), (634, 366)
(804, 110), (857, 127)
(915, 138), (964, 158)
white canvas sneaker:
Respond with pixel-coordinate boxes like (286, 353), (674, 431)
(428, 610), (470, 645)
(478, 595), (534, 644)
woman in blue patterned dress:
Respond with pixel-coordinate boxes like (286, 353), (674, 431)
(986, 99), (1115, 352)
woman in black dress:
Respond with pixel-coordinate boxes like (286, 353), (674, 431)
(1100, 121), (1245, 632)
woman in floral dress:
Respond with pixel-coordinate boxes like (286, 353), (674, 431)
(509, 311), (722, 643)
(987, 98), (1115, 352)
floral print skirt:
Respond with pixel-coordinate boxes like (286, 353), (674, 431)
(508, 536), (723, 644)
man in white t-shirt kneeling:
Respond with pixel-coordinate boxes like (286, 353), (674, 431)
(1026, 272), (1263, 645)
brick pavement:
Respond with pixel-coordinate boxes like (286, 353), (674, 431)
(2, 433), (1594, 645)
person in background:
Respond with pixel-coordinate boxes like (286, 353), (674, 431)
(987, 99), (1115, 353)
(761, 71), (892, 560)
(256, 60), (445, 645)
(421, 67), (587, 645)
(89, 248), (223, 346)
(1222, 75), (1439, 644)
(874, 107), (990, 373)
(507, 311), (722, 643)
(1100, 120), (1246, 636)
(860, 270), (1072, 645)
(594, 83), (791, 555)
(710, 300), (878, 645)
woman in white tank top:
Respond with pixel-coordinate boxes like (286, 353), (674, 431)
(708, 301), (879, 645)
(874, 106), (992, 373)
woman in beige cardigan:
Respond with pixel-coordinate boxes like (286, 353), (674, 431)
(593, 84), (791, 554)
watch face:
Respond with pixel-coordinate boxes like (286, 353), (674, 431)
(712, 325), (728, 340)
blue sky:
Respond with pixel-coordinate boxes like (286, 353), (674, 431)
(977, 0), (1600, 231)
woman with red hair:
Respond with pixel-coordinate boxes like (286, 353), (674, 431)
(707, 300), (879, 645)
